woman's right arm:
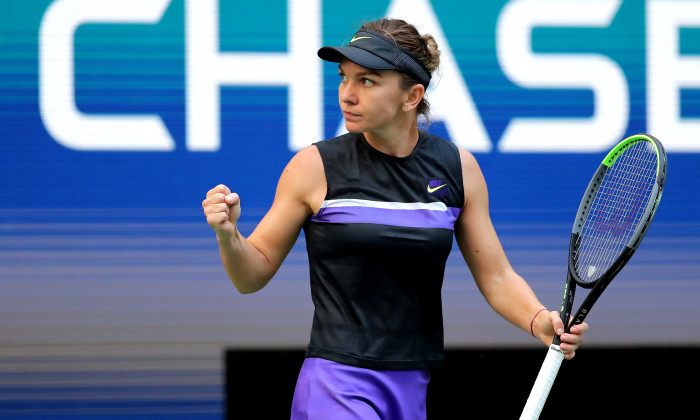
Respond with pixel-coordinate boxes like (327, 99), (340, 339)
(202, 145), (325, 293)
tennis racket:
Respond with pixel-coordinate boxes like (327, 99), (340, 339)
(520, 134), (667, 420)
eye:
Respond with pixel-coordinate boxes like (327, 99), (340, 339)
(339, 73), (348, 82)
(361, 78), (375, 87)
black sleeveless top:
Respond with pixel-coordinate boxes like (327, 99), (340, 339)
(302, 131), (465, 369)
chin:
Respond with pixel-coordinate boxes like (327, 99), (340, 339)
(344, 122), (365, 134)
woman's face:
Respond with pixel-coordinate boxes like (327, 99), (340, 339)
(337, 59), (408, 134)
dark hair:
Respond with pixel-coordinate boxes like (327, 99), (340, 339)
(359, 18), (441, 122)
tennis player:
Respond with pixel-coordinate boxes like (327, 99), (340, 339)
(202, 18), (587, 420)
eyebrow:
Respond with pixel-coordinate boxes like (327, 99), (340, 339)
(338, 64), (383, 78)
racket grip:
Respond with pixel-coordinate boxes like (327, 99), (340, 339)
(519, 344), (566, 420)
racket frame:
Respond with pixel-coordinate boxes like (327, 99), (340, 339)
(563, 134), (666, 332)
(520, 134), (666, 420)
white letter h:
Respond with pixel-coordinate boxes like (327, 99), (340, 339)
(186, 0), (322, 151)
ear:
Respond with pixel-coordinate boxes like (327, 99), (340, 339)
(403, 84), (425, 112)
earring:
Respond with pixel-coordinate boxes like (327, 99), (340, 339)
(404, 106), (408, 111)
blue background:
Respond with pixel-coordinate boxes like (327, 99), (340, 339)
(1, 0), (698, 417)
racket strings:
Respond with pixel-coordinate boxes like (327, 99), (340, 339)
(575, 141), (658, 283)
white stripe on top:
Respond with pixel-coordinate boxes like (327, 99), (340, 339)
(319, 199), (448, 212)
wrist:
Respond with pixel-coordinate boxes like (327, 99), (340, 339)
(216, 227), (240, 248)
(530, 308), (548, 338)
(216, 232), (232, 244)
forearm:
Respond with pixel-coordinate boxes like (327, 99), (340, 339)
(479, 267), (547, 334)
(217, 230), (274, 294)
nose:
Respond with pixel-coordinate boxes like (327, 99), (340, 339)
(339, 80), (358, 105)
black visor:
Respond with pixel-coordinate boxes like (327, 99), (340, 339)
(317, 30), (431, 88)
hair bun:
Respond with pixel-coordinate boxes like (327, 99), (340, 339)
(421, 35), (440, 73)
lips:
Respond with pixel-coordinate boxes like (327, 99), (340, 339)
(343, 110), (361, 119)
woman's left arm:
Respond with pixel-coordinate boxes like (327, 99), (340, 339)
(453, 148), (587, 359)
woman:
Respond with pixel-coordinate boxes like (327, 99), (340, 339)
(202, 18), (587, 420)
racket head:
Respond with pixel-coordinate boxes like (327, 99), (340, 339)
(569, 134), (667, 290)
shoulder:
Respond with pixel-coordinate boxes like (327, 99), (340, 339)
(296, 132), (363, 171)
(277, 144), (326, 214)
(419, 132), (463, 165)
(421, 131), (457, 150)
(283, 144), (324, 181)
(456, 147), (479, 174)
(313, 132), (361, 156)
(453, 146), (487, 209)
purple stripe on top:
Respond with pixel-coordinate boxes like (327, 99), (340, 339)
(310, 202), (461, 230)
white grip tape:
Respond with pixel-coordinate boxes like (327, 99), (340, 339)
(520, 344), (566, 420)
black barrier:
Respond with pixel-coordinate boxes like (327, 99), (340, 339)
(225, 347), (698, 419)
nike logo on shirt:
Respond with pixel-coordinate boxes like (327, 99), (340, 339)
(427, 184), (447, 193)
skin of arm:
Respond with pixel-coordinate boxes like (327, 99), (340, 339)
(203, 145), (326, 294)
(453, 148), (586, 358)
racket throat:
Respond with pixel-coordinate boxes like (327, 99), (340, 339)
(558, 273), (577, 335)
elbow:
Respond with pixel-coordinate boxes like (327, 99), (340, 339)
(234, 285), (261, 295)
(222, 249), (275, 294)
(230, 276), (269, 294)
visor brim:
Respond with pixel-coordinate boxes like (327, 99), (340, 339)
(317, 46), (399, 71)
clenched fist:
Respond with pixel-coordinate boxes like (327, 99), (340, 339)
(202, 184), (241, 239)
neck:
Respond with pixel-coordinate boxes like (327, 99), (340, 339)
(363, 122), (420, 158)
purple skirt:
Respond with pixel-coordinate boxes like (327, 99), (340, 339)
(290, 357), (430, 420)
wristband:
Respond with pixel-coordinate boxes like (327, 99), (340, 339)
(530, 308), (548, 338)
